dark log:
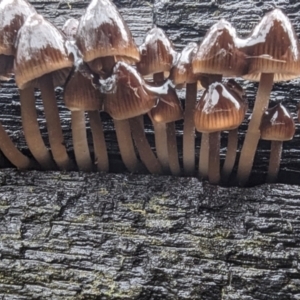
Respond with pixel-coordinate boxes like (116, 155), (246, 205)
(0, 1), (300, 299)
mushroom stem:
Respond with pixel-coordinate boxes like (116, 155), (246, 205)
(71, 110), (93, 171)
(88, 111), (109, 172)
(183, 82), (197, 176)
(19, 87), (56, 170)
(222, 128), (238, 183)
(237, 73), (274, 186)
(114, 119), (140, 173)
(0, 121), (33, 169)
(267, 140), (282, 183)
(166, 122), (181, 176)
(129, 116), (163, 175)
(198, 132), (209, 179)
(39, 74), (74, 171)
(208, 131), (220, 185)
(153, 122), (170, 173)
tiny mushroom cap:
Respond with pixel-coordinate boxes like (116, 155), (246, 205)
(0, 0), (35, 77)
(62, 18), (79, 41)
(14, 13), (73, 89)
(260, 103), (295, 141)
(137, 26), (178, 77)
(76, 0), (140, 72)
(241, 8), (300, 82)
(192, 19), (248, 77)
(149, 86), (183, 124)
(194, 80), (247, 133)
(103, 61), (157, 120)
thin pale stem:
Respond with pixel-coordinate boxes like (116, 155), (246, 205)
(20, 87), (56, 170)
(183, 82), (197, 176)
(166, 122), (181, 176)
(129, 116), (163, 175)
(88, 110), (109, 172)
(0, 122), (33, 169)
(267, 141), (282, 183)
(222, 129), (238, 183)
(40, 74), (74, 171)
(114, 118), (139, 173)
(71, 110), (93, 171)
(208, 131), (220, 185)
(153, 122), (170, 173)
(198, 132), (209, 179)
(237, 73), (274, 186)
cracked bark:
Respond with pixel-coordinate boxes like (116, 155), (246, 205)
(0, 1), (300, 299)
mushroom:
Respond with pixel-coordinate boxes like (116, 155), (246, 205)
(192, 19), (247, 180)
(0, 0), (37, 169)
(102, 61), (163, 174)
(137, 26), (178, 174)
(194, 81), (247, 185)
(14, 13), (74, 171)
(76, 0), (140, 173)
(260, 103), (295, 183)
(237, 8), (300, 186)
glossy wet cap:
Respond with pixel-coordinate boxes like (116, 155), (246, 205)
(14, 13), (73, 89)
(64, 70), (102, 112)
(241, 8), (300, 82)
(0, 0), (35, 56)
(170, 42), (199, 85)
(192, 19), (247, 77)
(149, 86), (183, 123)
(62, 18), (79, 41)
(260, 103), (295, 141)
(194, 80), (247, 133)
(137, 26), (178, 77)
(103, 61), (156, 119)
(76, 0), (140, 68)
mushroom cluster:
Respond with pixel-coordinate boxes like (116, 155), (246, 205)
(0, 0), (299, 186)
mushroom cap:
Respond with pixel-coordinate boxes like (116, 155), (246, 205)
(103, 61), (156, 120)
(149, 86), (183, 123)
(0, 0), (35, 56)
(241, 8), (300, 82)
(194, 80), (247, 133)
(76, 0), (140, 65)
(137, 26), (178, 77)
(64, 70), (102, 111)
(14, 13), (73, 89)
(260, 103), (295, 141)
(192, 19), (247, 77)
(62, 18), (79, 41)
(170, 42), (199, 85)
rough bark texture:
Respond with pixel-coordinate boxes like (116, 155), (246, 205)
(0, 1), (300, 299)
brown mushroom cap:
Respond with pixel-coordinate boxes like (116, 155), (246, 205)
(241, 8), (300, 82)
(192, 19), (247, 77)
(14, 13), (73, 89)
(137, 26), (177, 77)
(260, 103), (295, 141)
(103, 62), (156, 120)
(194, 80), (247, 133)
(76, 0), (140, 68)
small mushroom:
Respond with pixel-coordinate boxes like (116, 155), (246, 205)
(260, 103), (295, 183)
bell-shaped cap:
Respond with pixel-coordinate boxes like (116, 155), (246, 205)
(0, 0), (35, 56)
(137, 26), (178, 77)
(62, 18), (79, 41)
(170, 42), (199, 85)
(103, 61), (156, 120)
(194, 80), (247, 133)
(76, 0), (139, 67)
(149, 86), (183, 123)
(14, 13), (73, 89)
(260, 103), (295, 141)
(192, 19), (247, 77)
(64, 70), (102, 112)
(241, 8), (300, 82)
